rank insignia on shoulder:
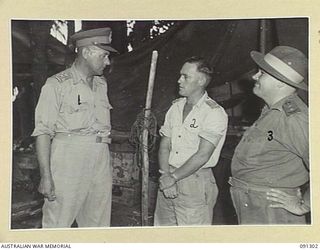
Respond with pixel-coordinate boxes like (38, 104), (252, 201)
(205, 99), (219, 109)
(172, 98), (183, 104)
(54, 71), (72, 83)
(97, 75), (106, 81)
(283, 100), (301, 116)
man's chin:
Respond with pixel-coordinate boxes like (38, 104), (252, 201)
(253, 88), (261, 97)
(178, 90), (185, 96)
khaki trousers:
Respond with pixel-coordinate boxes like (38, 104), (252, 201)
(42, 135), (112, 228)
(154, 168), (218, 226)
(229, 177), (306, 224)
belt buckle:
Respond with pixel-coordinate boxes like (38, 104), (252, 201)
(96, 136), (111, 144)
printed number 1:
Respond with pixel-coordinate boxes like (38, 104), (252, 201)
(267, 130), (273, 141)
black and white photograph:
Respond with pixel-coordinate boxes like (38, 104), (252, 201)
(10, 18), (310, 230)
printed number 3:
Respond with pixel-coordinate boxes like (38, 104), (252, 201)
(267, 130), (273, 141)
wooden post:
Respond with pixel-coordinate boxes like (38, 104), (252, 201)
(141, 50), (158, 226)
(259, 19), (267, 54)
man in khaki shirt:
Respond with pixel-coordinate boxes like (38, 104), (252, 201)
(154, 57), (228, 225)
(230, 46), (310, 224)
(32, 28), (117, 228)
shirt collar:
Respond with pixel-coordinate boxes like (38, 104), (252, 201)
(70, 63), (86, 85)
(178, 91), (208, 109)
(70, 63), (104, 86)
(194, 91), (209, 108)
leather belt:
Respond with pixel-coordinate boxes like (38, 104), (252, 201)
(54, 132), (111, 144)
(228, 177), (299, 195)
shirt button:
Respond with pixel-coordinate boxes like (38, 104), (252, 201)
(176, 151), (178, 154)
(178, 135), (181, 138)
(244, 203), (248, 207)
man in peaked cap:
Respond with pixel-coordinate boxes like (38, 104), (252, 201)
(229, 46), (310, 224)
(70, 27), (118, 53)
(32, 27), (118, 228)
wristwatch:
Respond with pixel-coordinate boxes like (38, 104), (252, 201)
(171, 173), (179, 182)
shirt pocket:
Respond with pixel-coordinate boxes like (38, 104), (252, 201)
(234, 127), (268, 161)
(100, 99), (112, 109)
(182, 121), (201, 147)
(94, 95), (112, 126)
(97, 86), (112, 109)
(60, 93), (91, 130)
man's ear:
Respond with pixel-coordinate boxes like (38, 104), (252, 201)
(81, 47), (90, 59)
(198, 74), (207, 87)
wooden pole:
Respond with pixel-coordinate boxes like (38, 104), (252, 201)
(141, 50), (158, 226)
(259, 19), (267, 54)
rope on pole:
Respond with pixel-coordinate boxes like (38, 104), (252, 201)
(130, 50), (158, 226)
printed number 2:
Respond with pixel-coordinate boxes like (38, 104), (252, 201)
(267, 130), (273, 141)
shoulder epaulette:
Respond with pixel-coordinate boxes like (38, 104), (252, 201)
(98, 75), (107, 81)
(283, 99), (301, 116)
(172, 98), (183, 104)
(96, 75), (107, 85)
(53, 70), (72, 83)
(205, 98), (219, 109)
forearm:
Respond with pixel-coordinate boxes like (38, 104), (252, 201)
(158, 150), (170, 173)
(302, 185), (310, 208)
(159, 137), (215, 190)
(302, 158), (310, 208)
(172, 138), (216, 181)
(36, 134), (52, 178)
(158, 137), (171, 174)
(171, 150), (212, 181)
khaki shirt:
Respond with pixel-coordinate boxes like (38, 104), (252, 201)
(160, 92), (228, 168)
(32, 64), (112, 138)
(231, 93), (309, 188)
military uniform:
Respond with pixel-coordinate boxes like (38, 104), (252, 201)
(230, 93), (309, 224)
(32, 64), (113, 227)
(154, 92), (228, 225)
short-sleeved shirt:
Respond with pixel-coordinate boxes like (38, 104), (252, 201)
(159, 92), (228, 168)
(231, 93), (309, 188)
(32, 64), (112, 138)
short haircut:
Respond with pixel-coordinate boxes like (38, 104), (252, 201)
(184, 56), (213, 84)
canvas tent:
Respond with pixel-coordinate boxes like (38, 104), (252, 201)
(106, 18), (308, 131)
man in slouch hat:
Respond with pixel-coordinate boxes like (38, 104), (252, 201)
(229, 46), (310, 224)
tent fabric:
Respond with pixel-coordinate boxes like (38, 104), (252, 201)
(107, 19), (262, 131)
(107, 18), (307, 131)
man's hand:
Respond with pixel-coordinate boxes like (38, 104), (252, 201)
(159, 173), (176, 190)
(38, 176), (56, 202)
(163, 184), (178, 199)
(12, 86), (19, 102)
(267, 189), (310, 215)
